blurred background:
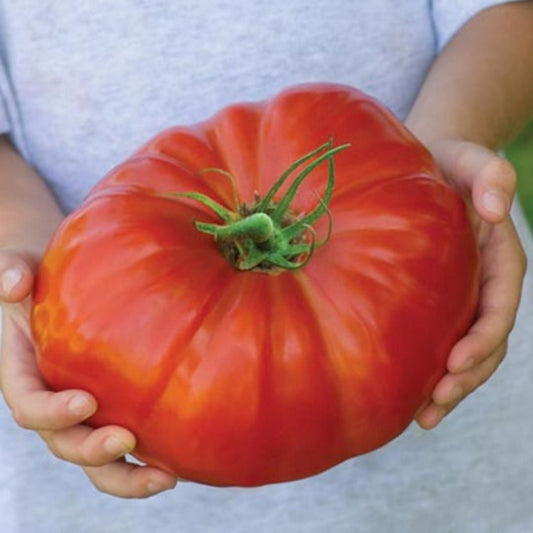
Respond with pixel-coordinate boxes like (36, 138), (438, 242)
(507, 121), (533, 230)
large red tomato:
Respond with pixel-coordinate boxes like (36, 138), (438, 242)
(32, 83), (479, 487)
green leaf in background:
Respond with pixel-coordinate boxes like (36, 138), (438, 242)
(506, 120), (533, 230)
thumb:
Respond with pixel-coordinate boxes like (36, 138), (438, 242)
(0, 250), (36, 303)
(430, 139), (516, 223)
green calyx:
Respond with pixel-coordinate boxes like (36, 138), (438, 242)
(175, 139), (349, 273)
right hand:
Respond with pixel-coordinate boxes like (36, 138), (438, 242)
(0, 249), (178, 498)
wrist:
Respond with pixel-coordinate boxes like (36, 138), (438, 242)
(0, 209), (63, 265)
(0, 138), (64, 259)
(405, 111), (487, 154)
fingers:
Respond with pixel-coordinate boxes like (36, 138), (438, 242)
(416, 219), (525, 430)
(0, 251), (93, 433)
(434, 342), (507, 408)
(447, 219), (526, 373)
(471, 155), (516, 223)
(447, 304), (515, 374)
(0, 250), (177, 499)
(430, 139), (516, 223)
(83, 462), (178, 499)
(416, 343), (507, 430)
(411, 135), (526, 429)
(40, 424), (135, 466)
(0, 316), (97, 430)
(0, 249), (35, 303)
(11, 389), (97, 431)
(1, 316), (177, 499)
(40, 423), (177, 498)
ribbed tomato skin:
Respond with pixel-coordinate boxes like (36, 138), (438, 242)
(32, 83), (479, 486)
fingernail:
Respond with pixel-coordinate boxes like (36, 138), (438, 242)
(147, 477), (177, 494)
(434, 409), (447, 426)
(482, 191), (506, 217)
(2, 268), (23, 295)
(454, 357), (475, 373)
(448, 385), (463, 404)
(104, 436), (131, 456)
(68, 395), (94, 417)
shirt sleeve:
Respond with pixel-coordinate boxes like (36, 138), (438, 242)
(431, 0), (514, 50)
(0, 60), (13, 135)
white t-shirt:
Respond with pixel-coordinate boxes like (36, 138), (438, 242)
(2, 1), (532, 532)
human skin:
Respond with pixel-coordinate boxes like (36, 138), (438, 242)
(406, 0), (533, 429)
(1, 0), (533, 498)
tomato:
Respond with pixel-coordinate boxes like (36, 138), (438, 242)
(31, 83), (479, 487)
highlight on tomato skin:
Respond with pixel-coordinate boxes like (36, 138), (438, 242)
(31, 82), (480, 487)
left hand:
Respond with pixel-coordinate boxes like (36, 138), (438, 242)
(0, 250), (179, 498)
(415, 138), (527, 429)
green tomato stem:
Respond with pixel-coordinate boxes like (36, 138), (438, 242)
(198, 212), (274, 243)
(177, 140), (350, 272)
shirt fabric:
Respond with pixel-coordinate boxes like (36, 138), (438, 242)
(2, 1), (532, 532)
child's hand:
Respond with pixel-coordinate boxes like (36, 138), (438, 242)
(0, 250), (177, 498)
(415, 139), (527, 429)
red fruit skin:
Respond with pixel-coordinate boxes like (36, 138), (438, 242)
(32, 83), (479, 487)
